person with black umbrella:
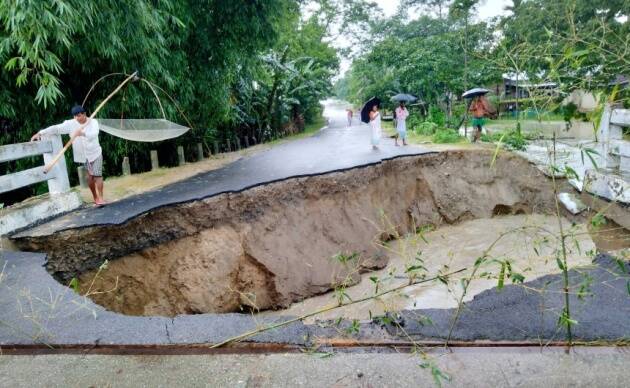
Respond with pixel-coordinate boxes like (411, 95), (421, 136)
(360, 97), (382, 149)
(469, 95), (492, 142)
(369, 104), (382, 149)
(394, 101), (409, 146)
(462, 88), (495, 143)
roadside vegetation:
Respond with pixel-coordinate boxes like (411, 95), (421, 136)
(0, 0), (357, 205)
(336, 0), (629, 145)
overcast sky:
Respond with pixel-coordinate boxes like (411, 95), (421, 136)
(375, 0), (511, 20)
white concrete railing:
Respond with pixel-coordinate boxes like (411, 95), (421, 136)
(0, 135), (70, 195)
(583, 104), (630, 204)
(598, 104), (630, 172)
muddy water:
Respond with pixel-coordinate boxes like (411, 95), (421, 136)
(265, 214), (597, 322)
(588, 219), (630, 252)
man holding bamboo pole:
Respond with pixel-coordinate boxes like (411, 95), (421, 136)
(31, 105), (106, 206)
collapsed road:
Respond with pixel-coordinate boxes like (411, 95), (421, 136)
(1, 105), (629, 348)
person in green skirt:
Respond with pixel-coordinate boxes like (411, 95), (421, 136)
(469, 95), (492, 142)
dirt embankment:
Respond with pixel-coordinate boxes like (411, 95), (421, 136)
(14, 150), (559, 316)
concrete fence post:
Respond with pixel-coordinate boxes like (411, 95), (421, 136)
(236, 137), (241, 151)
(122, 157), (131, 176)
(177, 145), (185, 166)
(150, 150), (159, 170)
(196, 143), (204, 161)
(244, 136), (250, 148)
(226, 139), (231, 152)
(213, 141), (219, 156)
(43, 134), (70, 194)
(597, 104), (615, 169)
(77, 166), (88, 188)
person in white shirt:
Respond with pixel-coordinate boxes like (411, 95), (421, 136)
(394, 101), (409, 146)
(31, 105), (106, 206)
(369, 104), (381, 150)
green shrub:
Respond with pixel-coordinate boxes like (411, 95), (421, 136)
(432, 128), (461, 143)
(446, 103), (467, 128)
(480, 132), (502, 142)
(445, 116), (460, 129)
(416, 121), (438, 135)
(481, 129), (527, 151)
(427, 105), (446, 126)
(452, 103), (466, 118)
(505, 132), (527, 150)
(407, 113), (423, 131)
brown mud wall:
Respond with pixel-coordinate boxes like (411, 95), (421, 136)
(13, 150), (559, 316)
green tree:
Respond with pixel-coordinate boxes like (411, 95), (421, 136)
(342, 13), (498, 115)
(0, 0), (338, 204)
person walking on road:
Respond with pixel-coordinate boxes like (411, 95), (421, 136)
(394, 101), (409, 146)
(469, 95), (492, 143)
(346, 108), (353, 127)
(369, 104), (382, 149)
(31, 105), (106, 206)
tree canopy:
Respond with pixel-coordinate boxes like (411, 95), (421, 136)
(0, 0), (345, 203)
(339, 0), (629, 115)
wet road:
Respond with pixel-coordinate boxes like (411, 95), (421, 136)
(14, 100), (430, 238)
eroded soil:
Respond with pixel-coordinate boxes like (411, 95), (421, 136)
(54, 150), (568, 316)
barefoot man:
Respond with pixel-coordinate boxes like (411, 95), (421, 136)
(31, 105), (106, 206)
(469, 95), (493, 143)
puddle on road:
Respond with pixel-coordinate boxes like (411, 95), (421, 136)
(264, 214), (599, 323)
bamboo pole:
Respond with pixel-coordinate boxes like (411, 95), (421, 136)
(44, 71), (139, 173)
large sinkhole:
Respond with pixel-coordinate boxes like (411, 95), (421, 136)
(13, 150), (630, 317)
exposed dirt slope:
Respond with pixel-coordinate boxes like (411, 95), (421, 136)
(15, 150), (559, 316)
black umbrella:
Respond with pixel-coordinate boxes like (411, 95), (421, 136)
(462, 88), (489, 99)
(360, 97), (381, 123)
(390, 93), (417, 102)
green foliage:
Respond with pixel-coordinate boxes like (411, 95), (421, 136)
(0, 0), (341, 205)
(494, 259), (525, 290)
(406, 113), (423, 131)
(419, 358), (452, 388)
(332, 251), (359, 265)
(590, 214), (607, 228)
(68, 278), (79, 293)
(342, 12), (500, 107)
(480, 129), (527, 151)
(404, 251), (428, 281)
(345, 319), (360, 335)
(427, 105), (446, 126)
(577, 273), (593, 300)
(416, 121), (438, 136)
(562, 103), (579, 124)
(432, 128), (461, 143)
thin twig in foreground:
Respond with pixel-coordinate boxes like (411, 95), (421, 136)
(210, 267), (467, 349)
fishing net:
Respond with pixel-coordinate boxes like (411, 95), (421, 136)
(98, 118), (189, 142)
